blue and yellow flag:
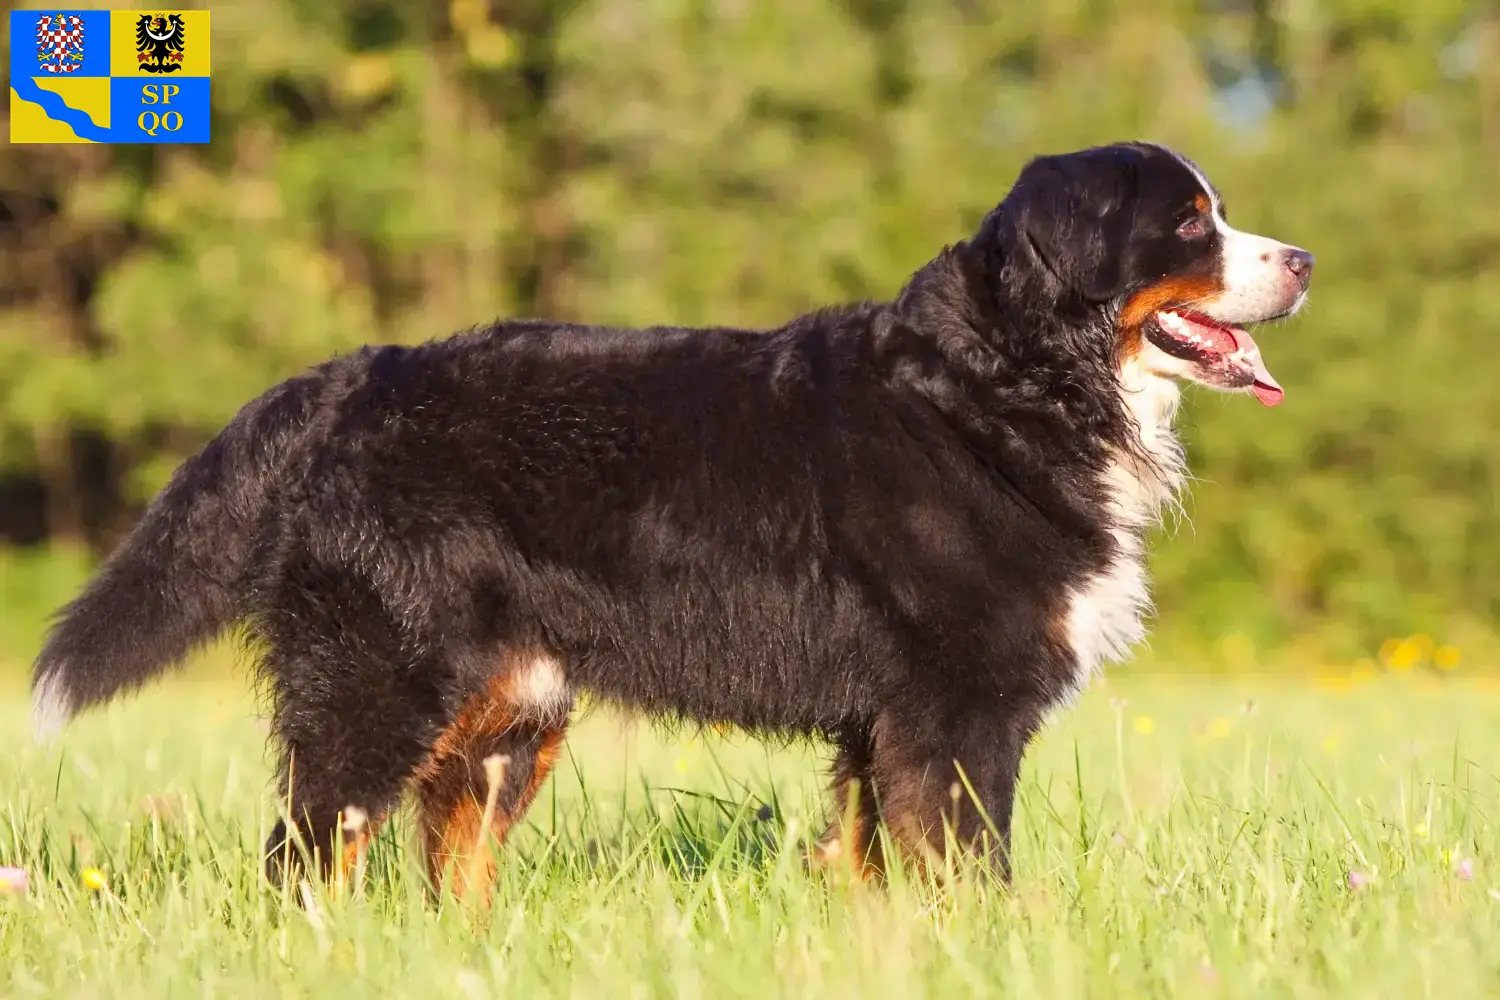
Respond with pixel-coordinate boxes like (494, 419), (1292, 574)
(10, 9), (211, 144)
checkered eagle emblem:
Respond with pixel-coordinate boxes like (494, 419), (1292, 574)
(35, 13), (86, 74)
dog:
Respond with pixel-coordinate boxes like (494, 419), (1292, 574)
(31, 141), (1312, 894)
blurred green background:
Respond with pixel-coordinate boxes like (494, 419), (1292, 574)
(1, 0), (1496, 675)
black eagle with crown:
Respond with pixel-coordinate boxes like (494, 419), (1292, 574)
(135, 13), (186, 73)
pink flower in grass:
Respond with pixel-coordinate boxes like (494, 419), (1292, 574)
(0, 867), (28, 894)
(1456, 859), (1474, 882)
(1346, 871), (1369, 891)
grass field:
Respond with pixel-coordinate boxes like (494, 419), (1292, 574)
(1, 668), (1497, 999)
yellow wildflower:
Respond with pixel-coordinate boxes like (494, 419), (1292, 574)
(1386, 638), (1420, 672)
(1133, 716), (1156, 736)
(1207, 717), (1232, 740)
(81, 867), (107, 891)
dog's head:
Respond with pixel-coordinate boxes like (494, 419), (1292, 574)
(997, 141), (1312, 406)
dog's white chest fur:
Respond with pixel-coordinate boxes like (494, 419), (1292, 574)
(1061, 358), (1185, 696)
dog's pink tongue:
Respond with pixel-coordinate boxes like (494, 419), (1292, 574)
(1228, 327), (1284, 407)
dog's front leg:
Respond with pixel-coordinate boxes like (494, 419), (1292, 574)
(869, 700), (1044, 880)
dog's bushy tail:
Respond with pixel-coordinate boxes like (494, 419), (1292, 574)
(31, 369), (330, 738)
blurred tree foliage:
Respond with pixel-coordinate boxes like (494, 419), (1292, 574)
(1, 0), (1496, 663)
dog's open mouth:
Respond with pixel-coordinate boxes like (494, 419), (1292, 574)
(1146, 309), (1284, 406)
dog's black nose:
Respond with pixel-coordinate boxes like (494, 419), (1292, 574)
(1283, 247), (1314, 287)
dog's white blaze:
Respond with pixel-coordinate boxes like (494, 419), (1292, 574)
(512, 655), (570, 717)
(1062, 358), (1186, 696)
(1165, 147), (1307, 324)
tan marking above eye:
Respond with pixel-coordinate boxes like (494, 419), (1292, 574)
(1193, 193), (1210, 214)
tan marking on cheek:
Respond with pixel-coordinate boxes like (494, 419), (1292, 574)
(1116, 324), (1145, 365)
(1118, 274), (1226, 332)
(1115, 273), (1225, 364)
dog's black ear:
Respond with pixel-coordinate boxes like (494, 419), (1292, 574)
(1006, 146), (1140, 302)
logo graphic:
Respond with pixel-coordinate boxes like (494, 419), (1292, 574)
(135, 13), (186, 74)
(9, 10), (211, 144)
(36, 13), (86, 74)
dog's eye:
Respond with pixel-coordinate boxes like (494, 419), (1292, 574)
(1176, 218), (1207, 240)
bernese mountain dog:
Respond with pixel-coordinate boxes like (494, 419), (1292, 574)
(31, 141), (1312, 894)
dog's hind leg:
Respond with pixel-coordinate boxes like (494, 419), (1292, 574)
(413, 651), (572, 902)
(257, 565), (456, 892)
(413, 681), (570, 901)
